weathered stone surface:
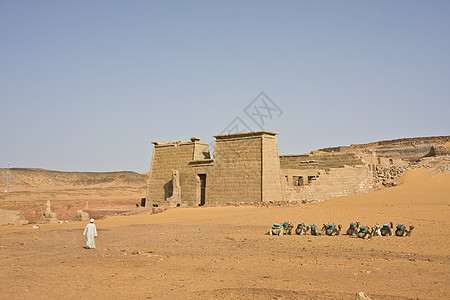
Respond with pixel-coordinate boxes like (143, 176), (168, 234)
(71, 209), (89, 222)
(280, 152), (364, 169)
(355, 291), (373, 300)
(431, 144), (450, 156)
(39, 200), (57, 223)
(319, 136), (450, 161)
(147, 131), (282, 207)
(146, 132), (450, 208)
(282, 165), (374, 202)
(0, 209), (28, 225)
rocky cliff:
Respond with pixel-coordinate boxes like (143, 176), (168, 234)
(318, 136), (450, 161)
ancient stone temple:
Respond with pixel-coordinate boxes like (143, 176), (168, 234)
(146, 131), (450, 207)
(146, 131), (283, 207)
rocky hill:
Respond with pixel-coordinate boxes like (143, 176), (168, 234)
(317, 135), (450, 161)
(0, 168), (148, 189)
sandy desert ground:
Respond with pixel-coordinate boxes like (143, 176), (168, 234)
(0, 168), (449, 299)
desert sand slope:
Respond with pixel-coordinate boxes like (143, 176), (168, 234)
(0, 169), (449, 299)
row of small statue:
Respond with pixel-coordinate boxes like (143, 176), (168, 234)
(267, 222), (414, 238)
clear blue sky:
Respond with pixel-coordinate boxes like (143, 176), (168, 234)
(1, 1), (449, 173)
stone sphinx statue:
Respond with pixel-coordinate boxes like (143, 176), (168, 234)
(71, 209), (90, 222)
(40, 200), (58, 223)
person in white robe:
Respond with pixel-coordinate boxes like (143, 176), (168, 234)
(83, 218), (98, 249)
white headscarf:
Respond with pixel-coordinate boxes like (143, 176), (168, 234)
(90, 218), (94, 223)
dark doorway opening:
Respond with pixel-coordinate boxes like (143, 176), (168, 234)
(293, 176), (304, 186)
(198, 174), (206, 206)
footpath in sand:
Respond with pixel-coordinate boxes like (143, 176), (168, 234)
(0, 169), (449, 299)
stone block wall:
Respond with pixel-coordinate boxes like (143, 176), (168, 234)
(280, 153), (364, 170)
(147, 131), (284, 207)
(193, 139), (211, 160)
(283, 165), (373, 202)
(187, 159), (214, 206)
(207, 133), (263, 204)
(280, 152), (374, 202)
(262, 135), (283, 202)
(147, 140), (211, 206)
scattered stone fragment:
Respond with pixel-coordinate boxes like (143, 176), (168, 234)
(72, 210), (89, 222)
(39, 200), (57, 223)
(355, 291), (373, 300)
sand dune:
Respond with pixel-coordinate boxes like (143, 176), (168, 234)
(0, 168), (449, 299)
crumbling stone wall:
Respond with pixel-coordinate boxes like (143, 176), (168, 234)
(280, 152), (364, 169)
(283, 166), (373, 202)
(0, 209), (28, 225)
(280, 153), (374, 202)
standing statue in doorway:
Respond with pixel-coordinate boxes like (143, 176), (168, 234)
(167, 170), (181, 206)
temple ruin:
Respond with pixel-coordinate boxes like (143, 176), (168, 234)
(146, 131), (450, 207)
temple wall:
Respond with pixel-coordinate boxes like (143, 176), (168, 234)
(282, 166), (373, 202)
(207, 134), (263, 204)
(147, 131), (283, 207)
(147, 141), (210, 206)
(262, 135), (283, 202)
